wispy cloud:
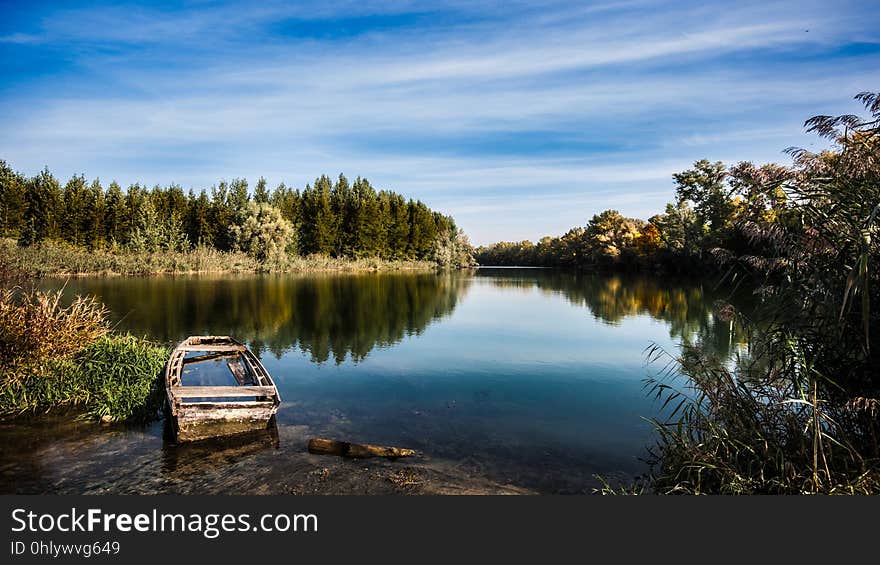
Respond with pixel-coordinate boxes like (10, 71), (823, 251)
(0, 0), (878, 244)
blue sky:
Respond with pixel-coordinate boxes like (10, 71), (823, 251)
(1, 1), (878, 245)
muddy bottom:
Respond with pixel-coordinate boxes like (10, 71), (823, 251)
(0, 412), (541, 495)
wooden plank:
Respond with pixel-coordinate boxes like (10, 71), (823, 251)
(240, 352), (266, 386)
(179, 401), (272, 407)
(178, 345), (247, 352)
(171, 385), (276, 398)
(183, 351), (240, 364)
(227, 358), (252, 385)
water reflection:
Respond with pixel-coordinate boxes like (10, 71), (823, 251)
(477, 268), (749, 359)
(161, 420), (280, 474)
(9, 270), (747, 494)
(54, 273), (470, 364)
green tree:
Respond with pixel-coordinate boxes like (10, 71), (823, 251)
(61, 174), (88, 246)
(650, 201), (703, 257)
(103, 181), (126, 247)
(270, 182), (301, 237)
(227, 178), (250, 216)
(253, 177), (270, 204)
(386, 192), (410, 259)
(127, 199), (163, 252)
(433, 225), (476, 268)
(584, 209), (644, 264)
(407, 200), (437, 259)
(0, 160), (26, 238)
(301, 176), (337, 255)
(83, 179), (105, 249)
(187, 189), (214, 246)
(229, 202), (294, 263)
(673, 159), (735, 246)
(21, 167), (62, 245)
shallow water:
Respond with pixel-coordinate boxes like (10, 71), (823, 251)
(1, 269), (740, 494)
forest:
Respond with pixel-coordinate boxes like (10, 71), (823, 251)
(479, 92), (880, 493)
(475, 160), (789, 273)
(0, 165), (475, 269)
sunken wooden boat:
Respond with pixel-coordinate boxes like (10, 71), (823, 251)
(165, 336), (281, 442)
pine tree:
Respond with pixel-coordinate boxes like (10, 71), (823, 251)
(253, 177), (270, 204)
(407, 200), (436, 259)
(308, 175), (337, 255)
(332, 174), (353, 256)
(61, 174), (87, 246)
(227, 178), (249, 217)
(0, 160), (26, 239)
(387, 193), (410, 259)
(353, 177), (381, 257)
(270, 182), (301, 231)
(127, 199), (163, 252)
(210, 181), (233, 250)
(103, 181), (126, 247)
(83, 179), (105, 249)
(124, 184), (147, 247)
(187, 189), (214, 246)
(21, 167), (62, 245)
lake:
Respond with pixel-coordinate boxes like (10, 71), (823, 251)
(0, 268), (739, 494)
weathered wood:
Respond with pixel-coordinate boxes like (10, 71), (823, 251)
(307, 438), (416, 459)
(226, 358), (252, 385)
(179, 345), (247, 352)
(171, 385), (276, 398)
(183, 351), (240, 364)
(165, 336), (281, 442)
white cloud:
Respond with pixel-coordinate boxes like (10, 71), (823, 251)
(1, 0), (877, 244)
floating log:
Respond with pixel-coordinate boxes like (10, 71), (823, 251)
(307, 438), (415, 459)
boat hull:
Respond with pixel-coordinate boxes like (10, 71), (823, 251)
(172, 402), (279, 442)
(165, 336), (282, 442)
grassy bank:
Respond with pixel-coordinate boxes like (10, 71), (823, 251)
(0, 239), (438, 277)
(0, 287), (168, 422)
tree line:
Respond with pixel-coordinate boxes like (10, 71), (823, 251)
(480, 92), (880, 492)
(475, 158), (791, 273)
(0, 163), (474, 266)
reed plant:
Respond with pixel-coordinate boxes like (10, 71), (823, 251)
(0, 286), (168, 422)
(645, 93), (880, 494)
(0, 286), (108, 369)
(0, 239), (437, 276)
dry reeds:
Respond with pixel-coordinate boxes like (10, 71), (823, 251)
(0, 286), (108, 371)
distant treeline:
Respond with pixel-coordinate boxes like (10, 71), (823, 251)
(0, 161), (474, 266)
(475, 158), (791, 273)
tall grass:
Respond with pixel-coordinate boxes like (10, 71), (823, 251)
(645, 93), (880, 494)
(645, 342), (879, 494)
(0, 286), (168, 422)
(0, 286), (108, 369)
(0, 238), (438, 276)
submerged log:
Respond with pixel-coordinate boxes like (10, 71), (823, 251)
(308, 438), (415, 459)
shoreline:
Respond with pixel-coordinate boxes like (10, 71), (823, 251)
(1, 240), (441, 278)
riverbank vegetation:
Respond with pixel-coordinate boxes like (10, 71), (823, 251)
(0, 286), (167, 422)
(475, 158), (790, 273)
(0, 167), (475, 274)
(479, 93), (880, 494)
(639, 93), (880, 493)
(476, 162), (792, 274)
(0, 238), (438, 277)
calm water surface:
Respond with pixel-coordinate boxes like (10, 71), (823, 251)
(1, 269), (738, 494)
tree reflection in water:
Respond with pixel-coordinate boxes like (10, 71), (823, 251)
(53, 273), (471, 364)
